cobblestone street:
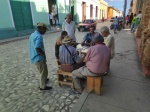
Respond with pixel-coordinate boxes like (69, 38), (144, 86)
(0, 22), (116, 112)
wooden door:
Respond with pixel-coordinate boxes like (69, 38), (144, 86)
(82, 2), (86, 21)
(10, 0), (33, 31)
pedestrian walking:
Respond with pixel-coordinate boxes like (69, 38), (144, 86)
(125, 15), (129, 26)
(29, 22), (52, 90)
(62, 14), (76, 42)
(113, 16), (118, 34)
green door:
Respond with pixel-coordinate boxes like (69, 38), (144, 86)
(10, 0), (33, 31)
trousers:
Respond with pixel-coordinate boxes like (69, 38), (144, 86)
(35, 60), (48, 89)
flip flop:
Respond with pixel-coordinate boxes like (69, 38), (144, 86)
(72, 89), (82, 94)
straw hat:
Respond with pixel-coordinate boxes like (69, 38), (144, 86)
(62, 35), (72, 44)
(37, 22), (50, 30)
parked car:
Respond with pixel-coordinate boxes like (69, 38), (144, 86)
(110, 17), (115, 22)
(77, 19), (97, 31)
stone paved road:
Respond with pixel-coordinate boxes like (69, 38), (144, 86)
(0, 22), (119, 112)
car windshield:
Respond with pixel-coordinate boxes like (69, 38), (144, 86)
(84, 20), (92, 24)
(111, 17), (115, 19)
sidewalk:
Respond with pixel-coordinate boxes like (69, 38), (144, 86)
(0, 26), (61, 45)
(72, 29), (150, 112)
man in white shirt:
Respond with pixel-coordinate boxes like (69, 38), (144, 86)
(62, 14), (76, 42)
(100, 26), (115, 58)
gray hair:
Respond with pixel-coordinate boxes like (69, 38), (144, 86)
(66, 14), (72, 18)
(92, 32), (104, 43)
(100, 26), (110, 33)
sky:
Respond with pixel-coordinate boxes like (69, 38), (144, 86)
(105, 0), (130, 13)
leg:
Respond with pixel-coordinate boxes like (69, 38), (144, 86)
(50, 19), (53, 26)
(72, 66), (97, 90)
(35, 60), (48, 89)
(114, 24), (117, 33)
(72, 67), (84, 90)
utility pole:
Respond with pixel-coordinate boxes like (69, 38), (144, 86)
(123, 0), (127, 28)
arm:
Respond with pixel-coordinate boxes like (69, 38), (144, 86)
(55, 43), (60, 59)
(105, 37), (112, 48)
(74, 22), (76, 33)
(83, 48), (91, 62)
(81, 33), (90, 46)
(73, 48), (84, 63)
(35, 37), (46, 57)
(36, 48), (46, 57)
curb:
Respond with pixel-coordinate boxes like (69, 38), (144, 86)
(0, 30), (61, 45)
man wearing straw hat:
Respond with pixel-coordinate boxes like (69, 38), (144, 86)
(59, 35), (84, 72)
(29, 22), (52, 90)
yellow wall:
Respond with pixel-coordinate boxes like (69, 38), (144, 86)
(100, 0), (108, 19)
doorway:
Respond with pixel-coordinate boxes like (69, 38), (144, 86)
(10, 0), (33, 31)
(82, 2), (86, 21)
(48, 0), (58, 25)
(90, 4), (93, 19)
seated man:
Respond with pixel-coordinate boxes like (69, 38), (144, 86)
(55, 31), (68, 60)
(59, 35), (84, 72)
(72, 33), (111, 94)
(81, 26), (97, 46)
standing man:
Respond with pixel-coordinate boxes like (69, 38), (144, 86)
(133, 11), (142, 32)
(113, 16), (118, 34)
(62, 14), (76, 42)
(100, 26), (115, 59)
(72, 33), (111, 94)
(129, 13), (134, 27)
(29, 22), (52, 90)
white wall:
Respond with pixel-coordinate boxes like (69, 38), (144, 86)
(76, 0), (100, 22)
(30, 0), (49, 26)
(113, 10), (120, 17)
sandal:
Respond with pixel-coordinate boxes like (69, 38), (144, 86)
(72, 89), (82, 94)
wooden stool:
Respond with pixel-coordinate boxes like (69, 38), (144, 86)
(57, 69), (74, 88)
(87, 76), (103, 95)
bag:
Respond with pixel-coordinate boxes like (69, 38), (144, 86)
(60, 64), (74, 72)
(64, 45), (77, 64)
